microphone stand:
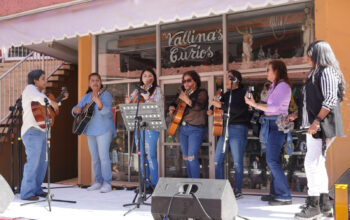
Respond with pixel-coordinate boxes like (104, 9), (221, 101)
(123, 87), (152, 216)
(16, 99), (23, 193)
(222, 78), (235, 179)
(21, 98), (76, 211)
(8, 100), (20, 192)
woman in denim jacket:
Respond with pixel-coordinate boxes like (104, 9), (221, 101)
(72, 72), (116, 193)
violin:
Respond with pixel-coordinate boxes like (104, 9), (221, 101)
(168, 87), (193, 136)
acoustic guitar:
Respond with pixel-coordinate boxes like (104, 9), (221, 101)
(167, 88), (193, 136)
(72, 88), (105, 135)
(212, 89), (224, 136)
(31, 87), (68, 129)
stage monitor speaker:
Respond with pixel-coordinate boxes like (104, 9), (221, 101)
(329, 168), (350, 200)
(0, 175), (14, 213)
(151, 178), (237, 220)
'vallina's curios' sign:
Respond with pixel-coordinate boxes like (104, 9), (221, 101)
(166, 29), (222, 63)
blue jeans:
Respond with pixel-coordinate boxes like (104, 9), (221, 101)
(266, 119), (291, 200)
(20, 127), (47, 199)
(135, 130), (160, 187)
(214, 124), (248, 191)
(179, 125), (207, 178)
(87, 131), (113, 184)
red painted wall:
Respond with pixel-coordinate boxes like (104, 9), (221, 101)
(0, 0), (76, 17)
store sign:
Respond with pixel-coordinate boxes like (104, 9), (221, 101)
(166, 29), (222, 63)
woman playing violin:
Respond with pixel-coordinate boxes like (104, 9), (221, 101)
(168, 70), (208, 178)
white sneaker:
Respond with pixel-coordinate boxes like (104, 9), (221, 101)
(87, 182), (102, 191)
(100, 182), (112, 193)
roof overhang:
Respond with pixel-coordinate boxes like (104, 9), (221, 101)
(0, 0), (311, 62)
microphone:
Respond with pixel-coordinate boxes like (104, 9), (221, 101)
(136, 85), (150, 96)
(44, 98), (49, 103)
(228, 75), (238, 82)
(247, 86), (254, 99)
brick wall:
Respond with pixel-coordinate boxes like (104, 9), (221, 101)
(0, 0), (76, 17)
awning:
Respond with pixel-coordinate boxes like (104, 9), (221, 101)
(0, 0), (310, 48)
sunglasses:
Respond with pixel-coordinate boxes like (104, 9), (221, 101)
(182, 78), (193, 84)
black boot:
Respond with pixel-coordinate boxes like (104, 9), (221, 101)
(320, 193), (333, 217)
(295, 196), (322, 220)
(299, 197), (310, 209)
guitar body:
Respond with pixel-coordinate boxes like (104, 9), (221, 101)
(72, 103), (95, 135)
(213, 107), (224, 136)
(212, 89), (224, 136)
(168, 100), (187, 136)
(31, 94), (58, 129)
(72, 88), (105, 135)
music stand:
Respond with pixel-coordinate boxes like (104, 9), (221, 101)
(119, 102), (166, 216)
(21, 98), (76, 211)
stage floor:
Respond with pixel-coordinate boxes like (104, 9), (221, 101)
(1, 184), (334, 220)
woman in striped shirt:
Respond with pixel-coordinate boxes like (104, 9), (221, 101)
(290, 41), (345, 220)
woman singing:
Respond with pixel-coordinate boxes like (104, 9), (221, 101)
(245, 60), (292, 206)
(169, 70), (208, 178)
(72, 72), (116, 193)
(290, 41), (345, 220)
(125, 68), (162, 193)
(208, 70), (250, 199)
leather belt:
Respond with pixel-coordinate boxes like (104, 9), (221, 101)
(181, 121), (205, 128)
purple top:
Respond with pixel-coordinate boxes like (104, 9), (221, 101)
(264, 81), (291, 115)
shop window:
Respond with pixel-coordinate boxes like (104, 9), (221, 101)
(227, 4), (313, 72)
(161, 16), (223, 75)
(105, 83), (142, 181)
(98, 27), (156, 81)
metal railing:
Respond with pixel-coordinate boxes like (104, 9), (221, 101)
(0, 51), (64, 123)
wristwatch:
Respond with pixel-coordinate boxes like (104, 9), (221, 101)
(315, 116), (322, 122)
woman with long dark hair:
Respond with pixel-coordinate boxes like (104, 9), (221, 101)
(245, 60), (292, 206)
(125, 68), (162, 192)
(290, 41), (345, 219)
(168, 70), (208, 178)
(72, 72), (116, 193)
(208, 70), (250, 199)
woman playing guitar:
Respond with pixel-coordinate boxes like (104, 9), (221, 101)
(207, 70), (250, 199)
(125, 68), (162, 193)
(72, 72), (116, 193)
(168, 70), (208, 178)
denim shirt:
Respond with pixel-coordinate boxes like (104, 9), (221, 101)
(72, 90), (116, 137)
(259, 115), (293, 155)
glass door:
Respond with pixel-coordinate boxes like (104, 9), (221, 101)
(159, 76), (215, 179)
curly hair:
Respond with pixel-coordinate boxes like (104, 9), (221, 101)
(182, 70), (201, 88)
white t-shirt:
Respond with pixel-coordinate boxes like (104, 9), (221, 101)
(21, 84), (49, 136)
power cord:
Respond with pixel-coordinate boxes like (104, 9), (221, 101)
(164, 192), (213, 220)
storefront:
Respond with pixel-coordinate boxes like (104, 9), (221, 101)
(1, 0), (349, 193)
(97, 1), (313, 193)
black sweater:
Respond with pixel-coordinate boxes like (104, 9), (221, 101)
(217, 87), (250, 126)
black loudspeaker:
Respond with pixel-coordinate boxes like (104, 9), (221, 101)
(329, 168), (350, 200)
(0, 175), (14, 213)
(151, 178), (237, 220)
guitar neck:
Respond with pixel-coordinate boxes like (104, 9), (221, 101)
(55, 87), (68, 103)
(55, 93), (65, 103)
